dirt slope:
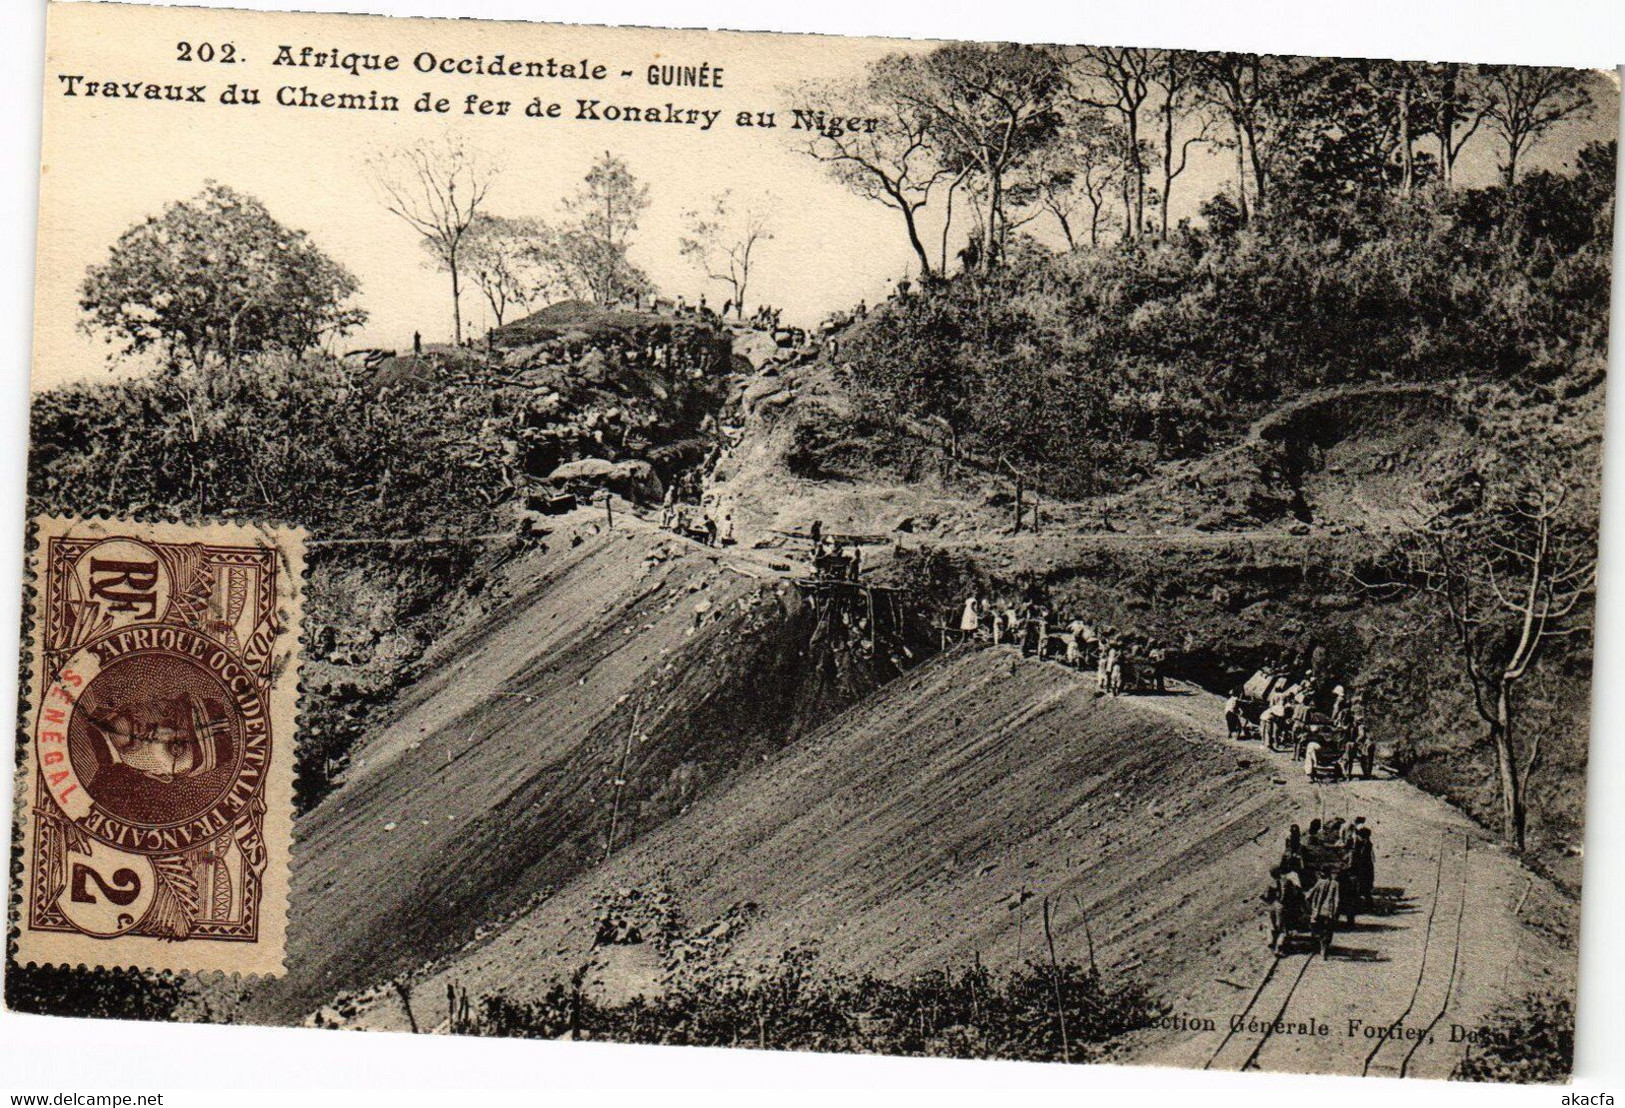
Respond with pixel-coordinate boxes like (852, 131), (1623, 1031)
(243, 510), (874, 1022)
(338, 645), (1573, 1077)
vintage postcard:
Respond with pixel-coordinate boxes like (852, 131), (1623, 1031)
(6, 0), (1618, 1085)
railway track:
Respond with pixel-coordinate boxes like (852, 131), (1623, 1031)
(1363, 830), (1471, 1078)
(1203, 949), (1318, 1071)
(1207, 826), (1475, 1075)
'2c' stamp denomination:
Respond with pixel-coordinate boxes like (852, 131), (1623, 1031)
(14, 516), (303, 976)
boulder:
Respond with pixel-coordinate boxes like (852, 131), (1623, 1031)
(546, 457), (663, 504)
(733, 330), (782, 370)
(548, 458), (617, 483)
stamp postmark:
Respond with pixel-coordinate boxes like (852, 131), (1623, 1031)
(13, 516), (303, 976)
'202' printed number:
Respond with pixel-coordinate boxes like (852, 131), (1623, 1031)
(177, 41), (238, 64)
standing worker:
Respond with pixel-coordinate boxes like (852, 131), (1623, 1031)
(1357, 723), (1376, 779)
(960, 596), (980, 641)
(1351, 824), (1375, 910)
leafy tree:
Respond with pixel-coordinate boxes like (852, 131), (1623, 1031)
(561, 152), (652, 304)
(369, 134), (498, 343)
(1069, 47), (1155, 238)
(1424, 62), (1493, 187)
(79, 182), (365, 373)
(462, 214), (554, 328)
(679, 190), (775, 317)
(877, 43), (1067, 271)
(1479, 65), (1594, 185)
(1194, 53), (1312, 219)
(796, 74), (955, 278)
(1010, 109), (1124, 249)
(1148, 50), (1215, 237)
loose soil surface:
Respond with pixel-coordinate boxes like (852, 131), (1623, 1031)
(245, 510), (812, 1022)
(331, 643), (1574, 1078)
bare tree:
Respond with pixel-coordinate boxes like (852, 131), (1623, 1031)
(796, 78), (953, 279)
(1149, 50), (1213, 237)
(679, 190), (775, 318)
(1479, 65), (1594, 185)
(1069, 47), (1154, 238)
(369, 134), (497, 343)
(1404, 479), (1595, 851)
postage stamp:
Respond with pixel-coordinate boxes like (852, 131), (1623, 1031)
(13, 516), (303, 976)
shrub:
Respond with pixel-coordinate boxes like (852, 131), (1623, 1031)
(1453, 991), (1574, 1083)
(469, 950), (1160, 1063)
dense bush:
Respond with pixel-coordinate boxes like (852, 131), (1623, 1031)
(841, 144), (1615, 497)
(28, 352), (514, 537)
(1453, 991), (1574, 1083)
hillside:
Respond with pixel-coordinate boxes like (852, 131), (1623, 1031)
(329, 647), (1575, 1079)
(244, 507), (896, 1022)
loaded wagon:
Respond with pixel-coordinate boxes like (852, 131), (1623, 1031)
(1267, 836), (1360, 956)
(1236, 669), (1292, 740)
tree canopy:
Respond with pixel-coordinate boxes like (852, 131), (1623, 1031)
(79, 182), (365, 371)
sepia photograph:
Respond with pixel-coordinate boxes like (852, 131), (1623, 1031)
(2, 0), (1622, 1096)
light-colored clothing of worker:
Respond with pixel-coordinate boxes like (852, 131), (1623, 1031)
(960, 598), (980, 634)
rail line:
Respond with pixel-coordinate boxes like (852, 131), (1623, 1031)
(1203, 949), (1317, 1071)
(1202, 955), (1282, 1070)
(1361, 830), (1469, 1077)
(1360, 830), (1450, 1075)
(1398, 836), (1471, 1078)
(1238, 953), (1316, 1071)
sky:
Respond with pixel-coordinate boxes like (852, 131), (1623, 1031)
(30, 2), (1621, 388)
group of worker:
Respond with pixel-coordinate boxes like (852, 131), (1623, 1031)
(1224, 670), (1378, 779)
(659, 483), (734, 547)
(953, 594), (1167, 695)
(1265, 816), (1378, 947)
(808, 522), (863, 581)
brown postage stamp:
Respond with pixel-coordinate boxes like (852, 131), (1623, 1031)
(13, 516), (303, 976)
